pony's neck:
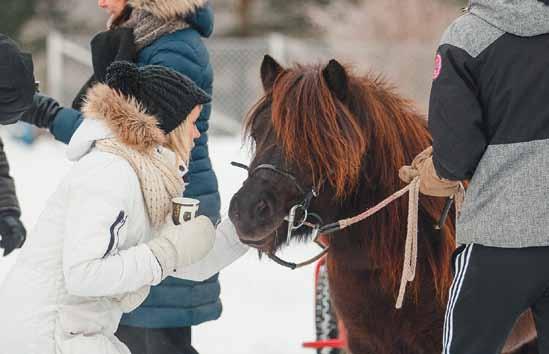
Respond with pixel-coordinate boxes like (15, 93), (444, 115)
(363, 79), (431, 191)
(329, 77), (436, 275)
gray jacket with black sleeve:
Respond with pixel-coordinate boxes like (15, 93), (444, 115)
(429, 0), (549, 247)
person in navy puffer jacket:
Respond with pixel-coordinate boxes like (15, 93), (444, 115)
(20, 1), (221, 353)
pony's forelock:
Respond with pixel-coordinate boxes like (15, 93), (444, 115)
(269, 65), (367, 197)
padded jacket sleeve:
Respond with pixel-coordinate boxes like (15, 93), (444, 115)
(63, 154), (162, 297)
(50, 107), (84, 145)
(428, 44), (487, 181)
(172, 218), (248, 281)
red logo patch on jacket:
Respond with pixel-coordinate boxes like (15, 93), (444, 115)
(433, 53), (442, 80)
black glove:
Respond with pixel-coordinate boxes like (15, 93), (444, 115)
(91, 27), (136, 83)
(71, 75), (97, 111)
(20, 93), (63, 129)
(72, 28), (136, 111)
(0, 213), (26, 256)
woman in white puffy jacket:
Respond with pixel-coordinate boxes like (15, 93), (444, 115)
(0, 61), (248, 354)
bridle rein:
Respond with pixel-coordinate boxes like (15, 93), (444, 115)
(231, 161), (447, 309)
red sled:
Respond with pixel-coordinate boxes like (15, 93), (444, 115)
(302, 258), (347, 353)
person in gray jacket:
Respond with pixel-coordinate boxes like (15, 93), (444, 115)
(402, 0), (549, 353)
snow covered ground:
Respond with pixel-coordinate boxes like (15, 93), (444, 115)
(0, 132), (317, 354)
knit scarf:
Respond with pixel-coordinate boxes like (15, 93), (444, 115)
(95, 139), (183, 227)
(115, 9), (189, 51)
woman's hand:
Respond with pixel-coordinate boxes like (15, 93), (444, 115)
(147, 215), (216, 279)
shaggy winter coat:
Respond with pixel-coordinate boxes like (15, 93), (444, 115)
(47, 1), (222, 327)
(0, 85), (170, 354)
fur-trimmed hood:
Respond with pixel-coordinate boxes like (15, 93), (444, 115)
(128, 0), (208, 21)
(69, 83), (166, 161)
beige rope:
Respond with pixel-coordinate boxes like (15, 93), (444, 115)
(396, 177), (420, 309)
(337, 163), (464, 308)
(337, 177), (421, 309)
(338, 181), (417, 229)
(455, 183), (465, 216)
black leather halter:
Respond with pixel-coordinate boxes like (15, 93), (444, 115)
(231, 161), (330, 269)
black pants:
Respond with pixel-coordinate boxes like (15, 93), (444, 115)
(116, 325), (199, 354)
(443, 244), (549, 354)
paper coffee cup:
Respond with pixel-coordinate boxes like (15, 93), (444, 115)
(172, 197), (200, 225)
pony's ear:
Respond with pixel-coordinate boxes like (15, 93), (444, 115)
(261, 55), (284, 91)
(322, 59), (348, 102)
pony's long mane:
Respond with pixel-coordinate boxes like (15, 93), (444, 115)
(245, 63), (455, 305)
(272, 65), (367, 197)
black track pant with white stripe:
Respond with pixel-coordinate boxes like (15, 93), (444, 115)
(442, 244), (549, 354)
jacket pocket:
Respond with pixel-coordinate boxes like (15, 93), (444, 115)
(55, 301), (127, 354)
(55, 330), (129, 354)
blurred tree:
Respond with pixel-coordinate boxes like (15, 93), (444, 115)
(0, 0), (38, 41)
(231, 0), (467, 37)
(309, 0), (460, 43)
(37, 0), (71, 33)
(237, 0), (253, 36)
(232, 0), (339, 36)
(307, 0), (464, 107)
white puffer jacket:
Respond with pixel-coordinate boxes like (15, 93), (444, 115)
(0, 84), (249, 354)
(0, 116), (164, 354)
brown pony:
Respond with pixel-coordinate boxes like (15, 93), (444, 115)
(228, 55), (537, 354)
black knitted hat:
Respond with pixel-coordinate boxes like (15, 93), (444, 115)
(105, 61), (211, 134)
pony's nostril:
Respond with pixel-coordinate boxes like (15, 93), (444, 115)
(232, 209), (240, 220)
(229, 196), (241, 221)
(255, 199), (271, 219)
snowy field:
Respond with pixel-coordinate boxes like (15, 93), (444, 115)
(0, 131), (318, 354)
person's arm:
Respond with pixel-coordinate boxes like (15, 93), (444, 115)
(49, 107), (84, 144)
(20, 93), (83, 145)
(63, 157), (162, 297)
(428, 44), (487, 181)
(172, 218), (249, 281)
(0, 137), (26, 256)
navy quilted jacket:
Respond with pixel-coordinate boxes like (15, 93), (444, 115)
(49, 4), (222, 328)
